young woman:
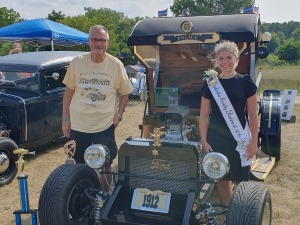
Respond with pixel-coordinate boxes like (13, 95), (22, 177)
(199, 40), (258, 205)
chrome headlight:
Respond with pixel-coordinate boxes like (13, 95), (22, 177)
(84, 144), (110, 169)
(202, 152), (230, 180)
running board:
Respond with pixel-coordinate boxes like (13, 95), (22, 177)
(250, 150), (276, 181)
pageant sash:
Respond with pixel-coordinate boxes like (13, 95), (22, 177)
(207, 79), (252, 167)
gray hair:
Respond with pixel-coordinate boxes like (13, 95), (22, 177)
(89, 25), (110, 40)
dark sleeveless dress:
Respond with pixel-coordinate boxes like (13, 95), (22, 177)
(201, 74), (257, 181)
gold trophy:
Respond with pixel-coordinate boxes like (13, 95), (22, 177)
(13, 149), (38, 223)
(64, 140), (77, 164)
(13, 148), (35, 177)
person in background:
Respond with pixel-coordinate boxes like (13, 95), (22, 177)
(199, 40), (258, 205)
(62, 25), (133, 192)
(9, 42), (22, 54)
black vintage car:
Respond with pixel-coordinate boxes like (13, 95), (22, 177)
(39, 12), (279, 225)
(0, 51), (85, 185)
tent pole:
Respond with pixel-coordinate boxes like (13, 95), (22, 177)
(51, 40), (54, 51)
(36, 40), (38, 52)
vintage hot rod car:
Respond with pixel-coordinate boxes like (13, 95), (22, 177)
(0, 51), (85, 185)
(38, 12), (279, 225)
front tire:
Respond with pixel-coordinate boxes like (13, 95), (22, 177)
(38, 164), (101, 225)
(226, 181), (272, 225)
(0, 137), (18, 185)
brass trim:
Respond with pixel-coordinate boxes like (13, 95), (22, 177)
(180, 21), (193, 33)
(157, 32), (220, 45)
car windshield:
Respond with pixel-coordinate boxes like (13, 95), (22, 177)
(0, 70), (39, 91)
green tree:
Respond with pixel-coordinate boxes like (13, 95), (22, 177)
(54, 7), (141, 62)
(261, 21), (300, 40)
(59, 15), (92, 34)
(291, 27), (300, 41)
(82, 7), (142, 60)
(45, 15), (91, 52)
(266, 33), (282, 54)
(258, 54), (287, 68)
(0, 7), (22, 27)
(0, 7), (23, 55)
(47, 10), (66, 21)
(170, 0), (254, 16)
(33, 7), (142, 57)
(283, 21), (299, 39)
(276, 32), (286, 41)
(276, 40), (300, 63)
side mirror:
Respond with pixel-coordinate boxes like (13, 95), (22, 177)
(45, 72), (60, 80)
(52, 72), (60, 80)
(256, 46), (269, 59)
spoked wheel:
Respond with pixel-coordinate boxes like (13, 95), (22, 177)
(0, 137), (18, 185)
(38, 164), (101, 225)
(226, 181), (272, 225)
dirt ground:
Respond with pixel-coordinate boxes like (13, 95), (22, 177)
(0, 99), (299, 225)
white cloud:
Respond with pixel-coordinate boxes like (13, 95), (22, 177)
(2, 0), (300, 23)
(2, 0), (174, 19)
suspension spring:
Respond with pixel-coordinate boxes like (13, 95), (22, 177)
(206, 213), (218, 225)
(196, 203), (219, 225)
(94, 194), (104, 221)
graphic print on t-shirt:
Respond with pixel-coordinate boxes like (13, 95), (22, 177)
(78, 72), (112, 106)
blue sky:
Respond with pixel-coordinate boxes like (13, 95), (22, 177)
(1, 0), (299, 23)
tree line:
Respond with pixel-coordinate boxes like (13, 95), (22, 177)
(260, 21), (300, 66)
(1, 0), (299, 66)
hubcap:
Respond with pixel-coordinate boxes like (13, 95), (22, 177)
(0, 152), (10, 173)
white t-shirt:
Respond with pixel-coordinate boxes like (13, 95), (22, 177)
(63, 52), (133, 133)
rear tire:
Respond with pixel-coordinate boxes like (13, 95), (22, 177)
(38, 164), (100, 225)
(226, 181), (272, 225)
(259, 89), (281, 161)
(0, 137), (18, 185)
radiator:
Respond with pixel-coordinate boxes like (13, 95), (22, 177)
(128, 157), (191, 194)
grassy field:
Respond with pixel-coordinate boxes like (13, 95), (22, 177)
(257, 67), (300, 94)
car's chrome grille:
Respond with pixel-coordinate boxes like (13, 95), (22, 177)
(128, 157), (191, 194)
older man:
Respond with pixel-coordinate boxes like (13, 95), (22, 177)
(62, 25), (133, 192)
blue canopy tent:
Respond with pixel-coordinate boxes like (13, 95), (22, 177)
(0, 18), (88, 51)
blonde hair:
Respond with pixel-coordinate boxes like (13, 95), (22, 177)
(13, 42), (22, 49)
(209, 40), (239, 68)
(215, 41), (239, 58)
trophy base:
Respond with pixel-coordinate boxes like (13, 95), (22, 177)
(13, 209), (38, 225)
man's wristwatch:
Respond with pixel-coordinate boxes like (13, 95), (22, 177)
(116, 113), (123, 121)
